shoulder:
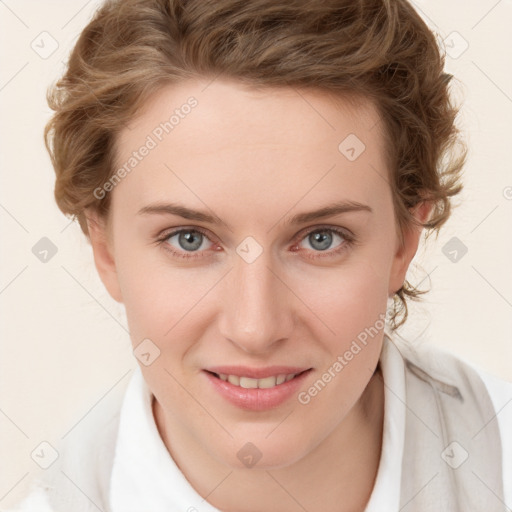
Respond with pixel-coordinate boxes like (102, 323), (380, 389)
(5, 413), (122, 512)
(4, 371), (131, 512)
(390, 332), (512, 398)
(389, 332), (512, 506)
(473, 364), (512, 506)
(399, 334), (512, 437)
(0, 487), (54, 512)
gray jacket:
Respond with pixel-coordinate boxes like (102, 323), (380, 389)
(6, 336), (507, 511)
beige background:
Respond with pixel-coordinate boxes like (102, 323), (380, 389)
(1, 0), (511, 507)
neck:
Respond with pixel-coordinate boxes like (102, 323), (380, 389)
(153, 364), (384, 512)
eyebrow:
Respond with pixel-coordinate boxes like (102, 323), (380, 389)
(137, 200), (373, 229)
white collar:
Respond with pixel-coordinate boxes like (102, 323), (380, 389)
(109, 335), (406, 512)
(108, 365), (222, 512)
(364, 335), (405, 511)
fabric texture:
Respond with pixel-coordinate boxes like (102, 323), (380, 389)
(5, 333), (512, 512)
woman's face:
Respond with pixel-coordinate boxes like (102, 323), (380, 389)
(90, 78), (424, 470)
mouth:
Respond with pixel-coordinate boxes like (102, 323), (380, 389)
(204, 369), (312, 389)
(203, 367), (314, 411)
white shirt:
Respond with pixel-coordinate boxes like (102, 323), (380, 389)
(7, 336), (512, 511)
(109, 337), (512, 511)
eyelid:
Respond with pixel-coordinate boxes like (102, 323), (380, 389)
(156, 225), (219, 244)
(291, 224), (355, 259)
(157, 223), (353, 244)
(156, 224), (356, 260)
(155, 226), (218, 261)
(295, 223), (354, 242)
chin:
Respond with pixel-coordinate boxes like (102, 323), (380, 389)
(214, 433), (309, 471)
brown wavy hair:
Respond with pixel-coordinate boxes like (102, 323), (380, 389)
(44, 0), (467, 330)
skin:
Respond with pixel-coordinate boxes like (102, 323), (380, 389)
(86, 78), (431, 512)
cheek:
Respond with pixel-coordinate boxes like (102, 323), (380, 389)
(291, 257), (388, 395)
(113, 236), (171, 338)
(294, 265), (387, 410)
(114, 241), (218, 346)
(291, 255), (389, 338)
(114, 223), (392, 350)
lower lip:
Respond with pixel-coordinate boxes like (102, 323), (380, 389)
(203, 370), (312, 411)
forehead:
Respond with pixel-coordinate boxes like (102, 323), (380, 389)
(119, 78), (383, 151)
(113, 78), (389, 214)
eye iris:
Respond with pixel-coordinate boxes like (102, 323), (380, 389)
(310, 231), (332, 251)
(171, 230), (340, 254)
(179, 231), (203, 251)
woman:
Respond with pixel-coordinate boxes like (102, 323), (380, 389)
(9, 0), (511, 510)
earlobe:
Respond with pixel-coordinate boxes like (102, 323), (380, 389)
(388, 200), (433, 297)
(85, 209), (123, 303)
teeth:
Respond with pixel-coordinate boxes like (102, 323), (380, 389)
(216, 372), (299, 388)
(240, 377), (259, 389)
(255, 376), (278, 389)
(227, 375), (240, 386)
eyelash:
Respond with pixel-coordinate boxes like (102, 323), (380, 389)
(155, 225), (356, 261)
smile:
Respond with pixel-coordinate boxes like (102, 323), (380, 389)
(211, 372), (301, 389)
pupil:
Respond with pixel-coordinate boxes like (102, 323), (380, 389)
(180, 231), (202, 251)
(311, 231), (331, 251)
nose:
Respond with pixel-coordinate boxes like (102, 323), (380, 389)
(218, 250), (295, 355)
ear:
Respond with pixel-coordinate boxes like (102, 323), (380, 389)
(85, 209), (123, 303)
(388, 200), (433, 297)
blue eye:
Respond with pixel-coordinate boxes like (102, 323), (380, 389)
(292, 226), (354, 260)
(169, 230), (210, 251)
(157, 225), (355, 261)
(160, 228), (214, 260)
(300, 229), (344, 252)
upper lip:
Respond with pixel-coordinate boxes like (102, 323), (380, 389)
(205, 366), (312, 379)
